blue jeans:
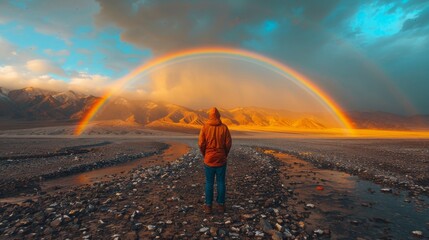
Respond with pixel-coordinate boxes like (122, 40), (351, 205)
(204, 164), (226, 205)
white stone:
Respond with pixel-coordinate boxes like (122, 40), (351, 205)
(306, 203), (315, 209)
(147, 225), (156, 231)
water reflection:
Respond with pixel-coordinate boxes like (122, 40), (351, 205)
(41, 142), (189, 191)
(267, 150), (429, 239)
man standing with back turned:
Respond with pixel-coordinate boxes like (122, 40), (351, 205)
(199, 107), (232, 214)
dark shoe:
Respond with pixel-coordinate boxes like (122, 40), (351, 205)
(216, 203), (225, 213)
(203, 205), (212, 214)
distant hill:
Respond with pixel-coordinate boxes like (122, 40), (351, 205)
(1, 86), (428, 131)
(94, 99), (327, 129)
(0, 87), (98, 120)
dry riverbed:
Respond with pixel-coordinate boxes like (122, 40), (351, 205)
(239, 138), (429, 197)
(1, 145), (318, 239)
(0, 137), (428, 239)
(0, 139), (168, 197)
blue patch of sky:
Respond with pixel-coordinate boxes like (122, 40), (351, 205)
(0, 22), (66, 56)
(263, 20), (278, 33)
(64, 32), (109, 78)
(241, 19), (283, 53)
(0, 20), (150, 80)
(65, 26), (148, 78)
(350, 1), (419, 41)
(47, 73), (68, 81)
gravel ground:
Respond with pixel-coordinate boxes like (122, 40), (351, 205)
(237, 138), (429, 196)
(0, 139), (167, 197)
(0, 146), (321, 240)
(1, 137), (428, 239)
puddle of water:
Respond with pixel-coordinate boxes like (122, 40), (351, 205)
(0, 143), (189, 204)
(0, 195), (38, 205)
(41, 142), (189, 191)
(266, 150), (429, 239)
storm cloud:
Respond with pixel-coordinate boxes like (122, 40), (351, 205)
(94, 0), (429, 114)
(0, 0), (428, 114)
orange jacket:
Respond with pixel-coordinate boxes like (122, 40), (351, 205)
(198, 107), (232, 167)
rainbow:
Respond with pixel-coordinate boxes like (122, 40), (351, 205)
(74, 46), (354, 135)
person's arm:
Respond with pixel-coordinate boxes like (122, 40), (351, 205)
(225, 126), (232, 157)
(198, 126), (206, 156)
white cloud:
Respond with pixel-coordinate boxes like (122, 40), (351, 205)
(0, 37), (44, 69)
(26, 59), (65, 76)
(0, 65), (68, 91)
(0, 65), (112, 96)
(0, 37), (22, 63)
(0, 66), (21, 79)
(69, 73), (111, 95)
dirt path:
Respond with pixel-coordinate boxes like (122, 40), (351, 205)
(0, 146), (314, 239)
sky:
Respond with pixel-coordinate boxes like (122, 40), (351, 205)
(0, 0), (428, 115)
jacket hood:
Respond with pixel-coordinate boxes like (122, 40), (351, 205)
(207, 107), (222, 126)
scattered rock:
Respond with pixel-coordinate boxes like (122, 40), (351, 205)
(275, 223), (283, 231)
(69, 209), (78, 216)
(2, 144), (421, 240)
(210, 227), (218, 236)
(255, 231), (264, 237)
(15, 219), (31, 227)
(241, 214), (255, 220)
(50, 218), (62, 228)
(147, 225), (156, 231)
(124, 231), (137, 240)
(270, 230), (283, 240)
(218, 229), (227, 237)
(351, 220), (360, 225)
(284, 229), (293, 238)
(305, 203), (315, 209)
(260, 219), (273, 233)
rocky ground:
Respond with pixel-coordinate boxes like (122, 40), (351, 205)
(1, 137), (428, 239)
(0, 139), (167, 197)
(0, 146), (327, 240)
(240, 138), (429, 197)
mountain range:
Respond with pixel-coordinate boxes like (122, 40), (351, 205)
(0, 87), (97, 121)
(1, 86), (428, 130)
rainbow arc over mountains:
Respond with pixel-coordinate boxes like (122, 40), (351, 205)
(74, 46), (354, 136)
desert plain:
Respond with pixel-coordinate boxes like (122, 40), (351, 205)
(0, 124), (428, 240)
